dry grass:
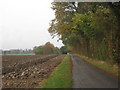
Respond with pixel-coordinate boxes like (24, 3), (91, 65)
(76, 54), (119, 78)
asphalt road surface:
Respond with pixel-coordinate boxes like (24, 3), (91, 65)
(71, 54), (119, 88)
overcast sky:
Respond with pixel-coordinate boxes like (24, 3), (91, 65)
(0, 0), (63, 50)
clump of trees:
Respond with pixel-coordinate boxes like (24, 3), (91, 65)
(60, 46), (68, 54)
(60, 46), (71, 54)
(33, 42), (61, 55)
(48, 2), (120, 63)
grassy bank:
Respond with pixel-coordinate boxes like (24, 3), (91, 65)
(76, 54), (119, 78)
(41, 55), (72, 88)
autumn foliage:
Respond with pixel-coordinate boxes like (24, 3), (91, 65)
(33, 42), (60, 55)
(48, 2), (120, 63)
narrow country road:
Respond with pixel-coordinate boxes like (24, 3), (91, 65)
(71, 54), (118, 88)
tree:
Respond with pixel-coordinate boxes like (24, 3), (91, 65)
(48, 2), (119, 63)
(33, 46), (43, 55)
(33, 42), (61, 55)
(60, 46), (69, 54)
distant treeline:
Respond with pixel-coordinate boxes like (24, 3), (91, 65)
(33, 42), (69, 55)
(0, 42), (68, 55)
(48, 2), (120, 63)
(1, 49), (34, 55)
(33, 42), (60, 55)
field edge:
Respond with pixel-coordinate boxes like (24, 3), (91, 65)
(40, 55), (72, 88)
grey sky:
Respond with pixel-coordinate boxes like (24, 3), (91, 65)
(0, 0), (63, 50)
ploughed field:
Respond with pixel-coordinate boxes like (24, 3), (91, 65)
(2, 55), (64, 88)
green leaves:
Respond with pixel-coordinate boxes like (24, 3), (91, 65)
(33, 42), (61, 55)
(48, 2), (119, 63)
(72, 13), (95, 38)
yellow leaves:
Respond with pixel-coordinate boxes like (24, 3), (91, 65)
(96, 7), (110, 16)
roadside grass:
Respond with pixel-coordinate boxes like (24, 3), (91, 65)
(41, 55), (72, 88)
(76, 54), (119, 78)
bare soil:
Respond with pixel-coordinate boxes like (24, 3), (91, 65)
(2, 55), (64, 88)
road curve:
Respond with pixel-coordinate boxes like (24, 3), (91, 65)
(71, 54), (119, 88)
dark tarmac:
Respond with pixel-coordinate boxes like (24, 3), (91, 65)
(71, 55), (119, 88)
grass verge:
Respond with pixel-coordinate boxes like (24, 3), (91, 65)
(76, 54), (119, 78)
(41, 55), (72, 88)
